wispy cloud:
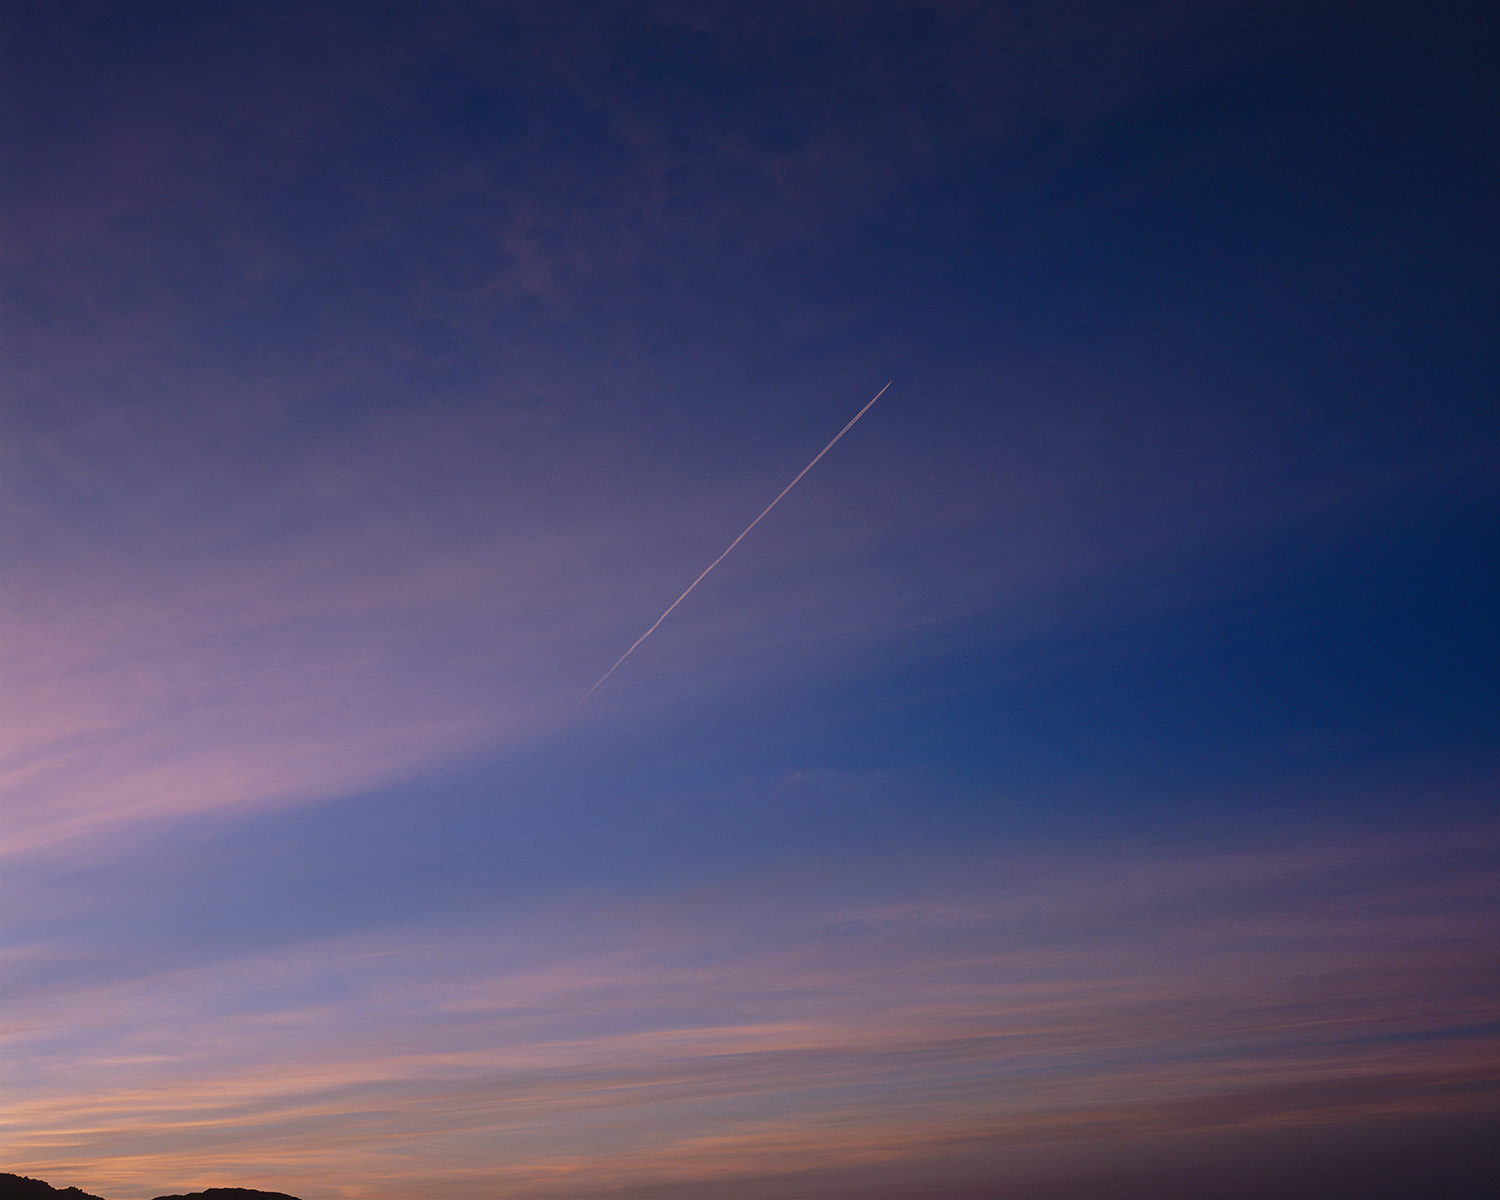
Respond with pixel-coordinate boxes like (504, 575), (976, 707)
(5, 820), (1496, 1198)
(6, 0), (1460, 860)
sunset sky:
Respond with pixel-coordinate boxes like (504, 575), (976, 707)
(3, 2), (1497, 1198)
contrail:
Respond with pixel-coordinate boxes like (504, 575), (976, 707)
(579, 382), (892, 706)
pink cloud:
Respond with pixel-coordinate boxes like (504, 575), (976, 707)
(5, 820), (1496, 1198)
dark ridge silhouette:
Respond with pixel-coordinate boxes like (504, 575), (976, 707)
(151, 1192), (304, 1200)
(0, 1176), (107, 1200)
(0, 1182), (303, 1200)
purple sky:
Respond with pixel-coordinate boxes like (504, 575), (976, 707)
(3, 3), (1497, 1198)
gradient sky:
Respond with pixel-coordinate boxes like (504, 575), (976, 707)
(3, 2), (1498, 1198)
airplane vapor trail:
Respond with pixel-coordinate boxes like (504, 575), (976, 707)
(580, 382), (892, 705)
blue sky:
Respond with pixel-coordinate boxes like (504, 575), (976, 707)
(3, 2), (1498, 1197)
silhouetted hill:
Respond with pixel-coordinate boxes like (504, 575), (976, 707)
(152, 1192), (304, 1200)
(0, 1180), (303, 1200)
(0, 1176), (107, 1200)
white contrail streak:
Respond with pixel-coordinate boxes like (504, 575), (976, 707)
(579, 382), (892, 706)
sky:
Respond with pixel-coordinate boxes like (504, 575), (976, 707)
(2, 2), (1497, 1197)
